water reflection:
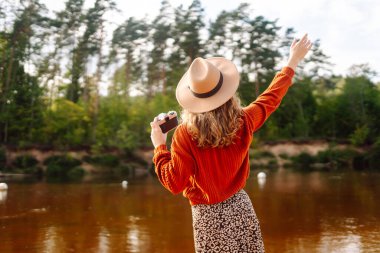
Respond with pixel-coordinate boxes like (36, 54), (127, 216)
(0, 171), (380, 252)
(257, 177), (266, 189)
(97, 227), (110, 253)
(0, 190), (7, 203)
(42, 226), (59, 253)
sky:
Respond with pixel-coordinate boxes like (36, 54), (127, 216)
(41, 0), (380, 83)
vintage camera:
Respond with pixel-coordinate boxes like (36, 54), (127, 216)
(157, 111), (179, 133)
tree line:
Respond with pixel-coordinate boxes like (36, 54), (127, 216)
(0, 0), (379, 152)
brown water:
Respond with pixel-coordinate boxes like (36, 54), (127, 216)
(1, 170), (380, 253)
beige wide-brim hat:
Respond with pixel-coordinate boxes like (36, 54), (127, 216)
(176, 57), (240, 113)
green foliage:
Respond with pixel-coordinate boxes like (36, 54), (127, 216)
(366, 139), (380, 170)
(0, 147), (6, 169)
(113, 163), (137, 176)
(67, 167), (86, 180)
(44, 155), (81, 169)
(316, 148), (358, 168)
(1, 0), (380, 164)
(12, 155), (38, 169)
(288, 148), (360, 170)
(45, 155), (83, 179)
(279, 153), (290, 160)
(350, 125), (370, 146)
(251, 150), (275, 159)
(83, 154), (119, 167)
(40, 99), (90, 146)
(290, 152), (316, 169)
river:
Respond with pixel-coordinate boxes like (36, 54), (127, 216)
(1, 170), (380, 253)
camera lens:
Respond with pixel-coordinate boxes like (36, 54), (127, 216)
(158, 113), (166, 120)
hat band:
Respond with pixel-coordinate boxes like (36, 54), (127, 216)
(188, 72), (224, 99)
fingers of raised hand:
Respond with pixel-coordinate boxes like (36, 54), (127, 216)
(306, 40), (313, 49)
(299, 33), (308, 43)
(291, 38), (297, 48)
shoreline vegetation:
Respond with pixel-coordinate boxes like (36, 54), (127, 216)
(1, 138), (379, 181)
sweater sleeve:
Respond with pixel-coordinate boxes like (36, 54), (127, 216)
(243, 66), (295, 133)
(152, 126), (195, 194)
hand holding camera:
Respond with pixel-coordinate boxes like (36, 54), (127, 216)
(157, 111), (179, 133)
(150, 111), (178, 148)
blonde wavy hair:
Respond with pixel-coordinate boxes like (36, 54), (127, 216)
(181, 94), (244, 148)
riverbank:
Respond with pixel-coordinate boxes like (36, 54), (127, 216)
(0, 139), (378, 180)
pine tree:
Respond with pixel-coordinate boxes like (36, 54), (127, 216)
(109, 17), (148, 97)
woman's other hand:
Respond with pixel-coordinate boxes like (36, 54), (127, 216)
(286, 33), (313, 71)
(150, 117), (168, 148)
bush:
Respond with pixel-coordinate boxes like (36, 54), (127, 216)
(349, 125), (369, 146)
(0, 147), (6, 168)
(267, 159), (279, 169)
(23, 166), (43, 175)
(44, 155), (81, 168)
(113, 163), (136, 176)
(366, 142), (380, 170)
(12, 155), (38, 169)
(251, 150), (275, 159)
(316, 148), (359, 168)
(44, 155), (82, 178)
(290, 152), (316, 169)
(279, 153), (290, 160)
(83, 154), (120, 167)
(46, 164), (66, 178)
(67, 167), (85, 180)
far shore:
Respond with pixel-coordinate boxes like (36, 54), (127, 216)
(1, 139), (370, 177)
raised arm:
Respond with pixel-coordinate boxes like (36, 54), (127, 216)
(243, 33), (312, 133)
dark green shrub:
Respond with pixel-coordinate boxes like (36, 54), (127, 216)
(353, 154), (369, 170)
(23, 166), (43, 175)
(67, 167), (85, 180)
(44, 155), (82, 178)
(113, 163), (136, 176)
(46, 164), (66, 178)
(366, 143), (380, 170)
(12, 155), (38, 169)
(267, 159), (279, 169)
(252, 150), (275, 159)
(316, 148), (359, 168)
(279, 153), (290, 160)
(83, 154), (119, 167)
(123, 150), (149, 166)
(0, 147), (6, 168)
(44, 155), (81, 169)
(291, 152), (316, 169)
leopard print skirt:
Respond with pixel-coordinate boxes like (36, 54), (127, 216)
(191, 189), (265, 253)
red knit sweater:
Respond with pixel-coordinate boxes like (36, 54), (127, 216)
(153, 66), (295, 206)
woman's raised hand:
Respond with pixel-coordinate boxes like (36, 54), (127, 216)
(286, 33), (313, 71)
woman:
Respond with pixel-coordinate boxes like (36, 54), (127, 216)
(150, 33), (312, 252)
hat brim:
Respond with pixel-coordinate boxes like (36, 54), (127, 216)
(176, 57), (240, 113)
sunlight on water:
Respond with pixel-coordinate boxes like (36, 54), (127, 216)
(97, 227), (110, 253)
(1, 171), (380, 252)
(257, 177), (266, 189)
(42, 226), (58, 253)
(127, 216), (150, 252)
(0, 191), (7, 203)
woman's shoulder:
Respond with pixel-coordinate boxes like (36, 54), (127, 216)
(173, 123), (190, 140)
(173, 123), (196, 147)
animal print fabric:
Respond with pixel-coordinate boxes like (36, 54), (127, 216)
(191, 189), (265, 253)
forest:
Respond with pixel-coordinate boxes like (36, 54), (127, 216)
(0, 0), (379, 162)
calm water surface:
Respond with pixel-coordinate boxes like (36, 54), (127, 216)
(1, 170), (380, 253)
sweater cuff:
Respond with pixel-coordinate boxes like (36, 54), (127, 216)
(154, 144), (168, 155)
(281, 66), (295, 78)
